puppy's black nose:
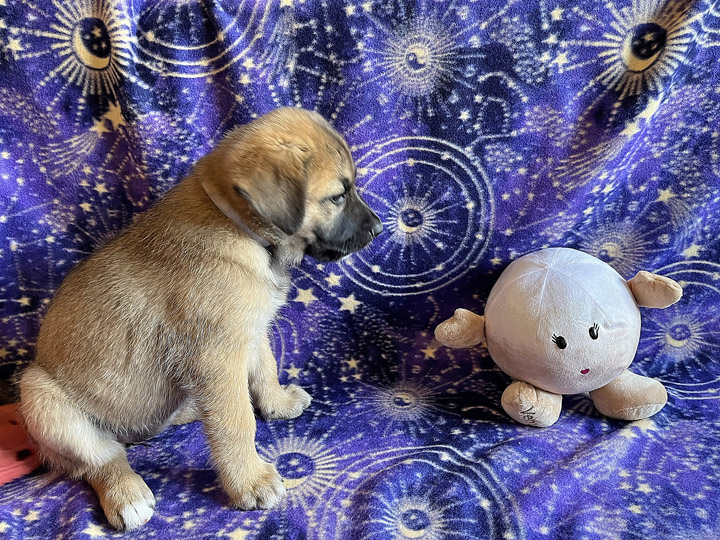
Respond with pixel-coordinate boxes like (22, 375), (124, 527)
(370, 218), (383, 238)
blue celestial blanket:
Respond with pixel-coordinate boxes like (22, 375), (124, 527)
(1, 0), (720, 538)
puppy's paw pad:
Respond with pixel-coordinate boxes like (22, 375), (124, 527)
(262, 385), (312, 421)
(117, 496), (155, 531)
(233, 462), (286, 510)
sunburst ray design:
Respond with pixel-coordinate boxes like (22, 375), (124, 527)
(37, 131), (101, 177)
(559, 0), (700, 102)
(259, 431), (347, 516)
(575, 219), (667, 277)
(357, 4), (487, 119)
(636, 261), (720, 387)
(14, 0), (140, 100)
(382, 182), (461, 267)
(374, 18), (458, 98)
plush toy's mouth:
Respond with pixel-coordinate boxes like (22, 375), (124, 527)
(580, 368), (590, 375)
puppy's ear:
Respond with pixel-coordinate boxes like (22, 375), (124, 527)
(233, 142), (310, 236)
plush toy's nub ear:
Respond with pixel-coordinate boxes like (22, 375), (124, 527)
(628, 271), (683, 309)
(434, 308), (486, 349)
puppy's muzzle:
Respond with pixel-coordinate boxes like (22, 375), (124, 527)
(305, 193), (383, 262)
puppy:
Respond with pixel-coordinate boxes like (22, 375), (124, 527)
(19, 107), (382, 530)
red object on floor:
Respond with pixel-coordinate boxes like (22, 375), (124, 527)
(0, 403), (41, 485)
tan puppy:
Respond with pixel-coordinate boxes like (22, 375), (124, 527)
(19, 108), (382, 531)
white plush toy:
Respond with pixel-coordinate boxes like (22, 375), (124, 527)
(435, 248), (683, 427)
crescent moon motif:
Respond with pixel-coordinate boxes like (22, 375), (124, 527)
(72, 23), (111, 70)
(621, 23), (667, 73)
(397, 522), (427, 539)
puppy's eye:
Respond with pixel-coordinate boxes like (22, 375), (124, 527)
(552, 334), (567, 349)
(589, 323), (599, 340)
(329, 193), (346, 205)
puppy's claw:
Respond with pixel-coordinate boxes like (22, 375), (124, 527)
(231, 461), (286, 510)
(260, 385), (312, 421)
(100, 478), (155, 531)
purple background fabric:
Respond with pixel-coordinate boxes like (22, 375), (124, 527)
(1, 0), (719, 538)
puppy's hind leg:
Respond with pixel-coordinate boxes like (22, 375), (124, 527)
(249, 335), (311, 421)
(20, 365), (155, 531)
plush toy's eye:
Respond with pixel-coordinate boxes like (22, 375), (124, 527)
(589, 323), (599, 340)
(551, 334), (567, 349)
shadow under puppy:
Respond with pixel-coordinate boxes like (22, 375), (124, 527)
(19, 107), (382, 530)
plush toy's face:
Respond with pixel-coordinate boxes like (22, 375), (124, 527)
(484, 248), (642, 395)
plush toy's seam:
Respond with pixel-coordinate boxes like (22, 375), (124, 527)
(535, 249), (561, 315)
(485, 267), (545, 313)
(548, 267), (613, 326)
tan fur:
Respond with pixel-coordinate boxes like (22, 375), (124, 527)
(19, 108), (380, 531)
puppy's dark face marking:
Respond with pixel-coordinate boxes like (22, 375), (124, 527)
(304, 169), (383, 263)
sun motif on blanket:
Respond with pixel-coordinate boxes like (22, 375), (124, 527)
(343, 136), (492, 296)
(574, 219), (669, 277)
(311, 447), (522, 540)
(376, 19), (457, 99)
(354, 6), (485, 118)
(556, 0), (698, 105)
(637, 261), (720, 385)
(386, 497), (447, 540)
(259, 432), (344, 515)
(7, 0), (139, 101)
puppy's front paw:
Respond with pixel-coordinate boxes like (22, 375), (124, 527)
(230, 460), (286, 510)
(97, 472), (156, 531)
(260, 385), (312, 421)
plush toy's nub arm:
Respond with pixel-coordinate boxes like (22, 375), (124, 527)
(628, 271), (683, 309)
(434, 308), (486, 349)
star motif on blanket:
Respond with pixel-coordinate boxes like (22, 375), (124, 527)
(339, 294), (362, 313)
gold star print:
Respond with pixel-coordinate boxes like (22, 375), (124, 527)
(285, 364), (301, 379)
(628, 504), (643, 515)
(91, 26), (102, 38)
(346, 357), (360, 369)
(683, 243), (701, 258)
(325, 272), (342, 287)
(421, 345), (437, 359)
(24, 511), (39, 522)
(0, 151), (9, 159)
(552, 52), (569, 67)
(550, 6), (564, 20)
(491, 257), (503, 265)
(226, 528), (251, 540)
(0, 522), (8, 533)
(620, 121), (641, 137)
(81, 523), (105, 537)
(0, 349), (9, 359)
(656, 188), (676, 202)
(15, 296), (31, 306)
(6, 37), (22, 52)
(637, 483), (653, 494)
(93, 182), (109, 195)
(102, 102), (125, 131)
(344, 4), (356, 15)
(90, 119), (110, 135)
(79, 202), (92, 211)
(339, 294), (361, 313)
(293, 287), (317, 307)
